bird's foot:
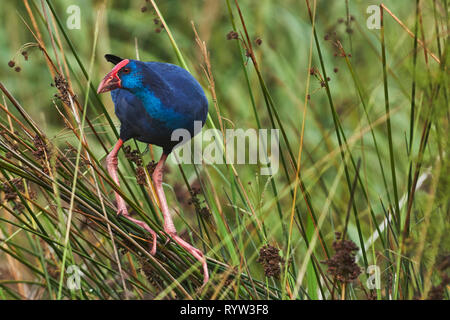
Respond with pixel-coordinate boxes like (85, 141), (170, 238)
(115, 200), (128, 217)
(117, 207), (157, 256)
(165, 230), (209, 287)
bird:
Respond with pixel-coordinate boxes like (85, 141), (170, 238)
(97, 54), (209, 286)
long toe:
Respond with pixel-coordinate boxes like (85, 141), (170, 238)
(171, 234), (209, 286)
(149, 230), (157, 255)
(121, 215), (158, 256)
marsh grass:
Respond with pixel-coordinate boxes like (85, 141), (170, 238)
(0, 0), (448, 300)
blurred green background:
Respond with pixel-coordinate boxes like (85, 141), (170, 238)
(0, 0), (447, 299)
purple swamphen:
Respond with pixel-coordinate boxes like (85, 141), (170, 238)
(97, 54), (209, 285)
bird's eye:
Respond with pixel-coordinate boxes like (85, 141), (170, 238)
(122, 67), (130, 74)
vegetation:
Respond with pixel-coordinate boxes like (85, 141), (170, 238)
(0, 0), (448, 300)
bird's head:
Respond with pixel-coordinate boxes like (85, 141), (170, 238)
(97, 54), (144, 94)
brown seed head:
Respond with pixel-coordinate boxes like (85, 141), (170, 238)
(226, 31), (239, 40)
(322, 238), (361, 283)
(257, 245), (284, 278)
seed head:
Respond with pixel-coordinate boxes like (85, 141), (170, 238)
(257, 245), (284, 278)
(322, 235), (361, 283)
(226, 31), (239, 40)
(136, 166), (146, 185)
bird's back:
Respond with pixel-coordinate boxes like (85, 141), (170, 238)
(143, 62), (208, 117)
(111, 61), (208, 153)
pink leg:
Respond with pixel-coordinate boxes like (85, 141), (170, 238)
(107, 139), (157, 255)
(153, 153), (209, 286)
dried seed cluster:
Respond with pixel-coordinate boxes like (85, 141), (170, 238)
(21, 50), (29, 61)
(52, 75), (72, 106)
(124, 146), (143, 166)
(226, 31), (239, 40)
(138, 256), (164, 289)
(7, 48), (31, 72)
(225, 30), (263, 63)
(146, 160), (157, 176)
(135, 166), (146, 185)
(337, 15), (356, 34)
(188, 187), (212, 220)
(32, 134), (53, 175)
(32, 134), (49, 160)
(117, 232), (163, 290)
(1, 178), (25, 202)
(123, 146), (151, 185)
(257, 244), (284, 278)
(322, 233), (361, 283)
(0, 178), (34, 212)
(140, 3), (165, 33)
(153, 18), (165, 33)
(323, 27), (352, 58)
(309, 67), (331, 91)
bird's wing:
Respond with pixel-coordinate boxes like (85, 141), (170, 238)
(142, 62), (208, 120)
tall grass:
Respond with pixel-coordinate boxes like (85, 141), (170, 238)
(0, 0), (448, 300)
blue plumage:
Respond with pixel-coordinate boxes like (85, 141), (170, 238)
(111, 60), (208, 153)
